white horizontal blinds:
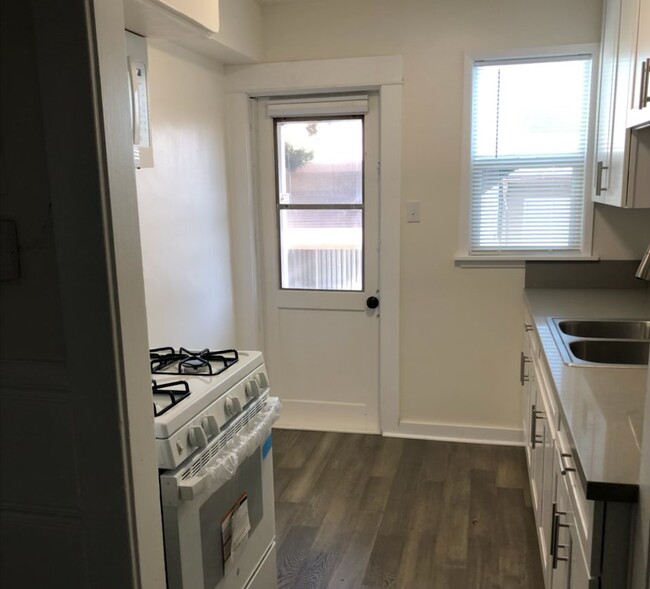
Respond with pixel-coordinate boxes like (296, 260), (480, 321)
(469, 55), (592, 254)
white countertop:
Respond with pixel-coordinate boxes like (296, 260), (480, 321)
(524, 288), (650, 501)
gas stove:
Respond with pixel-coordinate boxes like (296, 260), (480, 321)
(151, 349), (268, 469)
(150, 347), (239, 376)
(154, 347), (280, 589)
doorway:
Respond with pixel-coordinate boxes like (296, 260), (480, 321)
(256, 95), (380, 433)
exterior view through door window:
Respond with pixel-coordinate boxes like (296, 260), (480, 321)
(275, 117), (364, 291)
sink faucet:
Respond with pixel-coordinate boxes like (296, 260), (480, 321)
(636, 243), (650, 281)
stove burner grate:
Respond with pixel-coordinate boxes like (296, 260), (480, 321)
(150, 347), (239, 376)
(152, 379), (191, 417)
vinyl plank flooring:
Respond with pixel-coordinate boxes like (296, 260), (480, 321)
(273, 429), (543, 589)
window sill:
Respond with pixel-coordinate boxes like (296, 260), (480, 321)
(454, 254), (599, 268)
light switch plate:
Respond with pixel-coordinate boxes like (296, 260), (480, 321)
(0, 219), (20, 281)
(407, 201), (420, 223)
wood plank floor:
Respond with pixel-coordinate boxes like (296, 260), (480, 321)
(272, 429), (544, 589)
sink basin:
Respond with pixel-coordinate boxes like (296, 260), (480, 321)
(558, 320), (650, 340)
(548, 317), (650, 367)
(568, 340), (649, 366)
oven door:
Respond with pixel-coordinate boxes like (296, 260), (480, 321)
(161, 433), (277, 589)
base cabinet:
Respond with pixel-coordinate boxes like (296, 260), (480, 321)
(521, 314), (633, 588)
(550, 449), (594, 589)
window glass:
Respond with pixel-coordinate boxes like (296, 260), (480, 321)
(469, 56), (592, 254)
(275, 118), (364, 290)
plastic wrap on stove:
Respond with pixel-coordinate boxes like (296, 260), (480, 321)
(174, 397), (282, 503)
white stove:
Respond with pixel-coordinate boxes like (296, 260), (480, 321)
(152, 347), (279, 589)
(152, 351), (268, 469)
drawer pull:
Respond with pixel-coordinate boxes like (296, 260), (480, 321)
(560, 452), (576, 475)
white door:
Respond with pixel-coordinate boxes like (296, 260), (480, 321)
(256, 94), (380, 433)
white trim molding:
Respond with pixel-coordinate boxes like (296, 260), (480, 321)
(224, 56), (403, 434)
(387, 420), (524, 446)
(225, 55), (403, 95)
(275, 399), (381, 435)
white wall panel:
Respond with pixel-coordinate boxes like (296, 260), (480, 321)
(135, 40), (237, 349)
(258, 0), (650, 435)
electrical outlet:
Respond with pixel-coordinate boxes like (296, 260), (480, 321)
(0, 219), (20, 281)
(407, 201), (420, 223)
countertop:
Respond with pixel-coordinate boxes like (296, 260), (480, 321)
(524, 288), (650, 502)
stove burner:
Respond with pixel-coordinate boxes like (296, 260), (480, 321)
(150, 347), (239, 376)
(152, 379), (191, 417)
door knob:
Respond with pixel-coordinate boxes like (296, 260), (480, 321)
(366, 296), (379, 309)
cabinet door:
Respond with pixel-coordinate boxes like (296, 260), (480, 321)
(529, 375), (544, 518)
(522, 331), (534, 469)
(594, 0), (622, 203)
(550, 449), (574, 589)
(550, 450), (594, 589)
(594, 0), (639, 205)
(628, 0), (650, 127)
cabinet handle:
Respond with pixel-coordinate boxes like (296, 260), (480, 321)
(550, 502), (558, 558)
(530, 405), (544, 448)
(639, 57), (650, 109)
(520, 352), (531, 385)
(552, 511), (570, 569)
(560, 452), (576, 475)
(524, 323), (534, 332)
(595, 161), (608, 196)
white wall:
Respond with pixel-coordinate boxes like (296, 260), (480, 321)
(259, 0), (650, 433)
(135, 39), (236, 348)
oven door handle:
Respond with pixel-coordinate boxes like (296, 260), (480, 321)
(178, 475), (209, 502)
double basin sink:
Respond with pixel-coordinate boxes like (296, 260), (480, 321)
(549, 319), (650, 367)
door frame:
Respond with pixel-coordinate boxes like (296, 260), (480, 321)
(225, 56), (403, 434)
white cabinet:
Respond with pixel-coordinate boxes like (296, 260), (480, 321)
(520, 315), (633, 588)
(549, 449), (593, 589)
(627, 0), (650, 128)
(593, 0), (650, 207)
(522, 316), (557, 587)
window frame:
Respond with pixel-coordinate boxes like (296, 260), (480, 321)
(272, 114), (367, 292)
(456, 44), (600, 267)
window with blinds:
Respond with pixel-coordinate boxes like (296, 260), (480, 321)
(468, 54), (593, 256)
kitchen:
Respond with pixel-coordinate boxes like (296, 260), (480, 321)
(0, 0), (649, 587)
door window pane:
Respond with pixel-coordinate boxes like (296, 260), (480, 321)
(279, 209), (362, 290)
(276, 119), (363, 205)
(275, 116), (364, 291)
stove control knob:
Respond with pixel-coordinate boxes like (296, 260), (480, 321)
(256, 373), (269, 390)
(245, 379), (261, 399)
(224, 396), (241, 418)
(188, 425), (208, 449)
(224, 396), (235, 417)
(202, 415), (220, 437)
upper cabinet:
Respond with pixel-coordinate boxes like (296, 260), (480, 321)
(593, 0), (650, 207)
(627, 0), (650, 128)
(123, 0), (262, 64)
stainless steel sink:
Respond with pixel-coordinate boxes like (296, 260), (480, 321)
(568, 340), (650, 366)
(548, 317), (650, 367)
(558, 320), (650, 340)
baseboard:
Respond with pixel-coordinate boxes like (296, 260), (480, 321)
(386, 419), (524, 446)
(275, 399), (380, 434)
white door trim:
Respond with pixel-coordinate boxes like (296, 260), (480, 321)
(225, 56), (402, 434)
